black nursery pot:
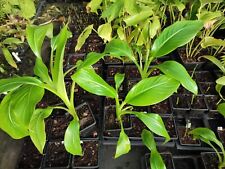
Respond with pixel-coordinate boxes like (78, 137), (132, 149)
(199, 82), (217, 95)
(16, 139), (44, 169)
(195, 71), (215, 83)
(201, 152), (225, 169)
(173, 156), (199, 169)
(170, 94), (190, 117)
(72, 140), (99, 169)
(43, 141), (71, 169)
(144, 152), (175, 169)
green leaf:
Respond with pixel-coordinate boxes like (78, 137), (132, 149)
(150, 150), (166, 169)
(141, 129), (156, 151)
(156, 61), (198, 95)
(128, 111), (170, 142)
(124, 0), (138, 15)
(34, 58), (52, 84)
(201, 55), (225, 73)
(64, 119), (82, 155)
(201, 37), (225, 48)
(115, 130), (131, 158)
(125, 75), (180, 106)
(29, 108), (53, 154)
(18, 0), (35, 19)
(86, 0), (102, 13)
(149, 16), (161, 39)
(98, 23), (112, 42)
(0, 77), (43, 93)
(124, 10), (153, 26)
(78, 52), (105, 69)
(117, 27), (125, 40)
(26, 23), (53, 58)
(198, 11), (222, 23)
(75, 25), (93, 51)
(2, 47), (17, 69)
(151, 20), (203, 58)
(217, 76), (225, 86)
(0, 93), (28, 139)
(2, 37), (23, 45)
(114, 73), (125, 91)
(200, 0), (223, 6)
(216, 84), (225, 100)
(104, 39), (135, 62)
(72, 67), (117, 98)
(101, 0), (124, 22)
(218, 103), (225, 117)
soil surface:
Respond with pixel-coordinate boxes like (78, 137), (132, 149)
(201, 153), (225, 169)
(178, 127), (200, 145)
(150, 99), (171, 114)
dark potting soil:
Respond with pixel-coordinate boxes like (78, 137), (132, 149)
(205, 95), (221, 111)
(126, 79), (140, 91)
(104, 56), (122, 64)
(150, 99), (171, 114)
(190, 96), (207, 110)
(128, 116), (146, 138)
(125, 66), (141, 79)
(72, 141), (98, 167)
(44, 141), (70, 168)
(163, 117), (177, 139)
(217, 129), (225, 145)
(177, 86), (192, 94)
(195, 71), (215, 83)
(201, 153), (225, 169)
(149, 69), (161, 77)
(16, 139), (43, 169)
(177, 127), (200, 145)
(86, 35), (104, 53)
(199, 82), (217, 95)
(146, 153), (175, 169)
(173, 157), (196, 169)
(171, 95), (190, 109)
(106, 65), (124, 78)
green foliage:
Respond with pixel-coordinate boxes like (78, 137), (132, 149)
(115, 130), (131, 158)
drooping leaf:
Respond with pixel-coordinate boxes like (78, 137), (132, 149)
(86, 0), (102, 13)
(216, 84), (224, 100)
(127, 111), (170, 142)
(114, 73), (125, 91)
(141, 129), (156, 151)
(150, 150), (166, 169)
(2, 37), (23, 45)
(104, 39), (135, 62)
(201, 37), (225, 48)
(124, 0), (138, 15)
(18, 0), (36, 19)
(115, 130), (131, 158)
(0, 77), (43, 93)
(26, 23), (53, 58)
(29, 108), (53, 154)
(125, 75), (180, 106)
(75, 24), (93, 51)
(197, 11), (222, 24)
(124, 10), (153, 26)
(218, 103), (225, 117)
(2, 47), (17, 69)
(117, 27), (125, 40)
(201, 55), (225, 73)
(151, 20), (203, 58)
(149, 16), (161, 39)
(216, 76), (225, 86)
(156, 61), (198, 95)
(64, 119), (82, 155)
(72, 67), (117, 98)
(98, 23), (112, 42)
(78, 52), (105, 69)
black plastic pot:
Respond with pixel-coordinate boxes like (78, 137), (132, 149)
(195, 71), (215, 83)
(189, 95), (208, 118)
(72, 140), (99, 169)
(173, 155), (199, 169)
(201, 152), (224, 169)
(199, 82), (217, 95)
(205, 95), (221, 112)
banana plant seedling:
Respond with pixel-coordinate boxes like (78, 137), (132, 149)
(190, 128), (225, 169)
(0, 23), (83, 156)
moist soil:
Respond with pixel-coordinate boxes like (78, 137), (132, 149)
(150, 99), (171, 115)
(217, 129), (225, 146)
(16, 139), (43, 169)
(44, 141), (70, 168)
(171, 95), (190, 109)
(72, 141), (98, 167)
(125, 66), (141, 79)
(195, 71), (215, 83)
(106, 65), (124, 78)
(190, 96), (207, 110)
(199, 82), (217, 95)
(177, 127), (200, 145)
(146, 153), (175, 169)
(173, 157), (196, 169)
(201, 153), (225, 169)
(205, 95), (221, 111)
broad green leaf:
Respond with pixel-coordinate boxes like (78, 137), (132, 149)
(128, 111), (170, 142)
(64, 119), (82, 155)
(124, 0), (138, 15)
(217, 76), (225, 86)
(125, 75), (180, 106)
(150, 16), (161, 39)
(98, 23), (112, 42)
(150, 150), (166, 169)
(124, 10), (153, 26)
(174, 0), (185, 12)
(34, 58), (52, 84)
(26, 23), (53, 58)
(201, 37), (225, 48)
(10, 85), (45, 128)
(151, 20), (203, 58)
(86, 0), (102, 13)
(117, 27), (125, 40)
(75, 25), (93, 51)
(114, 73), (125, 91)
(101, 0), (124, 22)
(19, 0), (35, 19)
(29, 108), (53, 154)
(190, 128), (224, 153)
(72, 67), (117, 98)
(115, 130), (131, 158)
(0, 77), (43, 93)
(104, 39), (135, 62)
(218, 103), (225, 117)
(141, 129), (156, 151)
(201, 55), (225, 73)
(78, 52), (105, 69)
(2, 47), (17, 69)
(156, 61), (198, 95)
(2, 38), (23, 45)
(198, 11), (222, 23)
(0, 93), (28, 139)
